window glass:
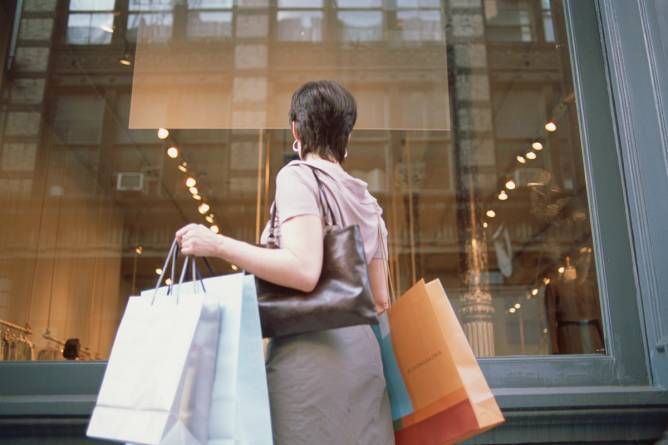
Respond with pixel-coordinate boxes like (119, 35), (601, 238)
(0, 0), (605, 361)
(337, 11), (383, 41)
(277, 11), (323, 41)
(127, 0), (173, 43)
(66, 13), (114, 44)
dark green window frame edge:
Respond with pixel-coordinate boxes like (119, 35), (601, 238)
(0, 0), (663, 423)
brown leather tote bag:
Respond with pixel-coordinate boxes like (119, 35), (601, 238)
(255, 165), (378, 337)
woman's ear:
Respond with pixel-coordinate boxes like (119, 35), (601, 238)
(291, 121), (300, 142)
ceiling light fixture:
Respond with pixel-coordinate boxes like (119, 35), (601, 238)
(498, 190), (508, 201)
(532, 141), (544, 151)
(198, 203), (210, 214)
(186, 177), (197, 188)
(505, 179), (516, 190)
(486, 210), (496, 218)
(157, 128), (169, 139)
(526, 151), (537, 160)
(545, 121), (557, 132)
(516, 155), (526, 164)
(167, 146), (179, 158)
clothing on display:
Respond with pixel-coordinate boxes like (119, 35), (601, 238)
(0, 321), (35, 361)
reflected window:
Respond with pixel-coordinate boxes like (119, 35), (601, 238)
(484, 0), (534, 42)
(336, 0), (382, 8)
(127, 0), (173, 43)
(277, 11), (323, 42)
(396, 0), (441, 7)
(337, 11), (384, 42)
(395, 10), (443, 42)
(541, 0), (555, 42)
(66, 0), (115, 45)
(278, 0), (323, 7)
(187, 0), (233, 39)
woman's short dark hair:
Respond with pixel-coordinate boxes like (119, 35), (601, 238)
(289, 80), (357, 163)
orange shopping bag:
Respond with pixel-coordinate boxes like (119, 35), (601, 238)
(386, 278), (504, 444)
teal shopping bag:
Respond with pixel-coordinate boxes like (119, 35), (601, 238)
(201, 273), (273, 445)
(371, 311), (414, 421)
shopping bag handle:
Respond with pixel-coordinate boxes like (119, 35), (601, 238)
(152, 239), (206, 304)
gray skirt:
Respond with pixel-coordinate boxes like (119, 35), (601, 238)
(265, 325), (395, 445)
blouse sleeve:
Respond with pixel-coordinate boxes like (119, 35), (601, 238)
(275, 166), (321, 225)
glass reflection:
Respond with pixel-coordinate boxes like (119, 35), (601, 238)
(278, 0), (323, 7)
(277, 11), (323, 42)
(0, 0), (606, 361)
(188, 12), (233, 39)
(395, 10), (443, 42)
(336, 0), (382, 8)
(337, 11), (383, 42)
(67, 13), (114, 45)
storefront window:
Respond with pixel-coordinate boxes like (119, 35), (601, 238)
(0, 0), (605, 362)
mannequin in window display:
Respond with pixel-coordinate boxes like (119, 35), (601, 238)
(546, 252), (604, 354)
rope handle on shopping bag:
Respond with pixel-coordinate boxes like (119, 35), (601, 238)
(152, 239), (206, 304)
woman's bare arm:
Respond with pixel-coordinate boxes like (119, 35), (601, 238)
(368, 258), (390, 313)
(177, 215), (324, 293)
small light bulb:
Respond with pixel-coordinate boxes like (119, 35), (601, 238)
(545, 121), (557, 132)
(119, 58), (132, 66)
(231, 264), (239, 271)
(189, 186), (199, 195)
(543, 277), (551, 285)
(167, 146), (179, 158)
(505, 179), (516, 190)
(558, 266), (566, 274)
(135, 246), (143, 255)
(210, 224), (220, 233)
(205, 215), (214, 224)
(165, 278), (173, 286)
(186, 177), (197, 188)
(531, 288), (539, 296)
(526, 151), (537, 160)
(543, 328), (549, 334)
(192, 194), (201, 200)
(516, 155), (527, 164)
(486, 210), (496, 218)
(498, 190), (508, 201)
(483, 221), (488, 228)
(532, 141), (544, 151)
(509, 307), (517, 314)
(514, 303), (521, 309)
(155, 268), (163, 275)
(157, 128), (169, 139)
(178, 164), (187, 173)
(198, 203), (210, 214)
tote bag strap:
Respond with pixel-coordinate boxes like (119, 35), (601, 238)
(266, 163), (344, 244)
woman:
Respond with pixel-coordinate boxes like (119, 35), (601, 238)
(176, 80), (394, 444)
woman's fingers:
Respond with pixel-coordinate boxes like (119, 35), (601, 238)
(175, 223), (198, 244)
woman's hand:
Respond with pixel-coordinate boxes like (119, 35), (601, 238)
(176, 223), (223, 257)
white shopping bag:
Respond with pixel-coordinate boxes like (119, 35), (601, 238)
(204, 273), (273, 445)
(87, 245), (221, 445)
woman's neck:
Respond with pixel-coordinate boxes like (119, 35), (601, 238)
(303, 152), (338, 164)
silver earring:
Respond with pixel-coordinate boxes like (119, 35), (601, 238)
(292, 140), (301, 153)
(344, 150), (348, 159)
